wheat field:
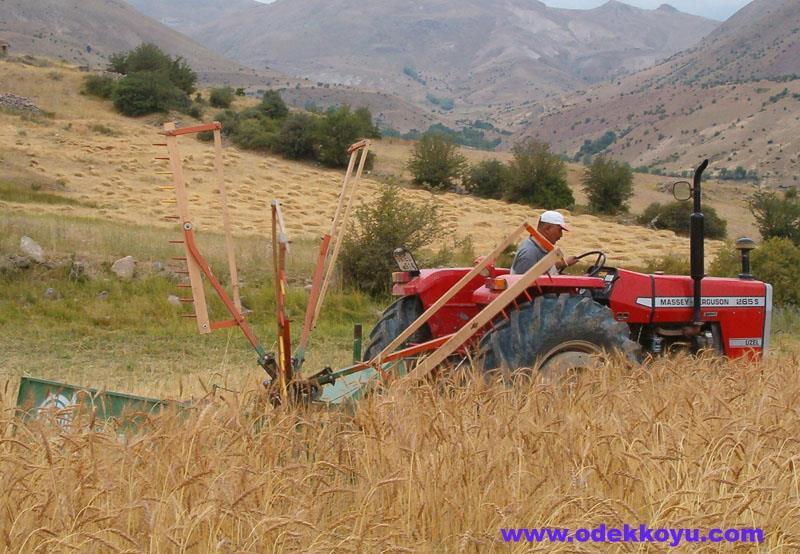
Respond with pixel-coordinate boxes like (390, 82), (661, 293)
(2, 354), (798, 551)
(2, 58), (793, 552)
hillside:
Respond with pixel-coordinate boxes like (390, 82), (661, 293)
(125, 0), (260, 35)
(651, 0), (800, 86)
(517, 0), (800, 183)
(186, 0), (717, 124)
(0, 59), (753, 271)
(0, 0), (269, 81)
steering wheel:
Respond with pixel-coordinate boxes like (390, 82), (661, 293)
(559, 250), (607, 277)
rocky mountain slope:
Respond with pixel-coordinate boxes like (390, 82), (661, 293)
(182, 0), (717, 122)
(518, 0), (800, 182)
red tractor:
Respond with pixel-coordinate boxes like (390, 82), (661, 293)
(362, 160), (772, 378)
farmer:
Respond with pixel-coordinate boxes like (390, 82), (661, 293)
(510, 210), (578, 275)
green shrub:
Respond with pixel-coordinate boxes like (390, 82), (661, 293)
(505, 140), (574, 209)
(112, 71), (190, 116)
(711, 238), (800, 305)
(341, 185), (445, 297)
(231, 118), (279, 151)
(582, 156), (633, 215)
(639, 201), (727, 240)
(407, 132), (467, 191)
(273, 112), (316, 159)
(464, 159), (508, 199)
(314, 105), (379, 168)
(82, 74), (116, 99)
(209, 86), (234, 108)
(258, 90), (289, 119)
(638, 253), (691, 275)
(108, 43), (196, 95)
(749, 189), (800, 244)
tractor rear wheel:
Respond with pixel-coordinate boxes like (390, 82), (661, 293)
(363, 295), (431, 362)
(478, 293), (640, 380)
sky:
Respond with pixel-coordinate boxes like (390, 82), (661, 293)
(255, 0), (752, 21)
(539, 0), (751, 20)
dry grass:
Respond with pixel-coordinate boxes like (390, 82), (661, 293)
(0, 59), (734, 268)
(2, 354), (799, 551)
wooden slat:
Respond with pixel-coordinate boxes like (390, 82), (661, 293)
(162, 122), (221, 136)
(401, 248), (564, 384)
(369, 221), (536, 367)
(311, 141), (371, 331)
(164, 122), (211, 334)
(213, 128), (242, 314)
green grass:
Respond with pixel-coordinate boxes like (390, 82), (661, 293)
(0, 177), (94, 207)
(0, 209), (386, 398)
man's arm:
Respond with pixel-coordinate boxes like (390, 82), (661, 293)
(555, 255), (578, 270)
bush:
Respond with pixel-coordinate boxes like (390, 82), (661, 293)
(231, 118), (279, 151)
(582, 157), (633, 215)
(209, 87), (234, 108)
(638, 253), (691, 275)
(112, 71), (190, 116)
(273, 112), (317, 159)
(711, 237), (800, 305)
(82, 74), (116, 99)
(340, 185), (445, 297)
(314, 105), (378, 168)
(749, 189), (800, 244)
(464, 159), (508, 199)
(108, 43), (196, 95)
(574, 131), (616, 161)
(407, 132), (467, 191)
(258, 90), (289, 119)
(505, 140), (574, 209)
(639, 201), (727, 240)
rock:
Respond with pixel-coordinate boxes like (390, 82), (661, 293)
(98, 290), (109, 301)
(152, 260), (165, 272)
(44, 287), (61, 300)
(20, 236), (45, 263)
(304, 284), (313, 292)
(167, 294), (182, 307)
(111, 256), (136, 279)
(0, 93), (43, 115)
(10, 255), (31, 269)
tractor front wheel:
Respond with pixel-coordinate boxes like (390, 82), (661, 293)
(363, 295), (431, 362)
(478, 294), (640, 380)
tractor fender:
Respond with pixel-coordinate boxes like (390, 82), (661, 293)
(471, 274), (606, 305)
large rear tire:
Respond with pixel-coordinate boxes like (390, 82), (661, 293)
(478, 293), (640, 379)
(363, 296), (431, 362)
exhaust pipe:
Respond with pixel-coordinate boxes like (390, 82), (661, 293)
(691, 159), (708, 325)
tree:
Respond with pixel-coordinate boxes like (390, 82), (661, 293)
(582, 156), (633, 214)
(749, 189), (800, 245)
(407, 132), (466, 191)
(505, 140), (574, 209)
(464, 159), (508, 199)
(274, 112), (317, 159)
(639, 201), (727, 240)
(314, 105), (378, 168)
(209, 86), (234, 108)
(340, 185), (445, 297)
(107, 43), (196, 94)
(258, 90), (289, 119)
(112, 71), (189, 116)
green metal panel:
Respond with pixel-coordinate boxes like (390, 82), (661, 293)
(16, 376), (172, 426)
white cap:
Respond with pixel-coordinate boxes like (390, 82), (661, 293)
(539, 210), (570, 231)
